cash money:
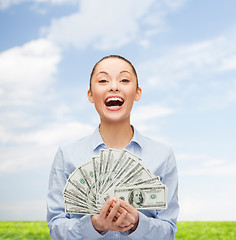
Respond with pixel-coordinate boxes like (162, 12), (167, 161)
(114, 185), (167, 209)
(63, 149), (167, 214)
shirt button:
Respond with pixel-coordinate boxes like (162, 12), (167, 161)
(115, 233), (119, 237)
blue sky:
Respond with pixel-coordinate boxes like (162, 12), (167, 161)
(0, 0), (236, 221)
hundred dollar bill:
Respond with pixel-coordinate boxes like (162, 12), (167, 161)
(101, 157), (141, 194)
(99, 149), (123, 194)
(99, 149), (141, 193)
(64, 148), (168, 214)
(63, 189), (87, 204)
(103, 161), (153, 194)
(65, 199), (88, 209)
(122, 149), (142, 162)
(114, 185), (168, 210)
(65, 202), (99, 215)
(65, 195), (98, 212)
(63, 179), (87, 198)
(109, 149), (143, 186)
(124, 176), (161, 187)
(92, 156), (100, 193)
(112, 156), (139, 182)
(120, 163), (153, 186)
(79, 161), (95, 190)
(64, 195), (89, 208)
(98, 149), (109, 190)
(65, 190), (103, 214)
(79, 160), (97, 206)
(99, 162), (154, 205)
(67, 167), (90, 196)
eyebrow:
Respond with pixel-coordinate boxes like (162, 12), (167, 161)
(120, 70), (132, 75)
(96, 70), (132, 76)
(95, 71), (108, 76)
(95, 71), (109, 76)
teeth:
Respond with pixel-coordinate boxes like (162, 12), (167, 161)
(106, 97), (123, 103)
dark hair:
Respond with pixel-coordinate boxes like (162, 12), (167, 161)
(89, 55), (139, 90)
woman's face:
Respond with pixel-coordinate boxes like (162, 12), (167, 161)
(88, 57), (142, 124)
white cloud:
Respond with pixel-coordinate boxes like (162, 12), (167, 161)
(177, 153), (207, 161)
(227, 79), (236, 102)
(179, 195), (236, 221)
(138, 31), (236, 112)
(177, 154), (236, 176)
(0, 121), (94, 145)
(141, 0), (186, 28)
(0, 0), (77, 10)
(0, 200), (46, 221)
(203, 159), (226, 167)
(0, 38), (61, 106)
(130, 103), (175, 146)
(43, 0), (153, 50)
(42, 0), (185, 50)
(0, 0), (25, 10)
(219, 56), (236, 72)
(0, 121), (94, 173)
(140, 33), (236, 90)
(139, 39), (150, 48)
(36, 0), (77, 4)
(176, 154), (226, 163)
(179, 162), (236, 176)
(21, 121), (94, 145)
(0, 144), (52, 173)
(131, 104), (175, 123)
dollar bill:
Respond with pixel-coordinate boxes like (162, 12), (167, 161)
(63, 148), (168, 214)
(68, 168), (90, 196)
(65, 202), (99, 215)
(126, 176), (161, 187)
(63, 179), (87, 198)
(98, 149), (109, 191)
(114, 185), (168, 209)
(99, 161), (157, 205)
(98, 149), (123, 194)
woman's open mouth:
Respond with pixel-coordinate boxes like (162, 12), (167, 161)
(105, 96), (124, 110)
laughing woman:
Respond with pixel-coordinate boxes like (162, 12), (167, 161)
(47, 55), (179, 240)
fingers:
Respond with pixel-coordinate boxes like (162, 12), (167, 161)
(114, 209), (127, 226)
(114, 223), (134, 232)
(100, 198), (114, 218)
(111, 209), (134, 232)
(113, 199), (139, 230)
(93, 198), (137, 232)
(107, 201), (121, 221)
(98, 198), (139, 231)
(118, 199), (134, 213)
(112, 203), (134, 222)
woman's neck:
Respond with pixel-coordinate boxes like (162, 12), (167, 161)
(99, 119), (133, 150)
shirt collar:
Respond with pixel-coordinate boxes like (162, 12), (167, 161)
(91, 125), (144, 151)
(91, 126), (106, 151)
(129, 126), (143, 149)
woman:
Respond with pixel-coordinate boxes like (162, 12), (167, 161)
(47, 55), (179, 239)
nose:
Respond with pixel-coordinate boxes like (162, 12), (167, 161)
(109, 80), (119, 92)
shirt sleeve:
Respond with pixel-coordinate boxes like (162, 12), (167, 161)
(128, 149), (179, 240)
(46, 148), (103, 240)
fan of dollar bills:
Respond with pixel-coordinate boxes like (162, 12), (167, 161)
(63, 149), (168, 214)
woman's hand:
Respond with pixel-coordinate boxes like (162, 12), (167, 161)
(91, 198), (134, 233)
(113, 198), (140, 230)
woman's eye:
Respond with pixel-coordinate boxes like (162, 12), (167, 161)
(121, 79), (130, 83)
(98, 79), (108, 83)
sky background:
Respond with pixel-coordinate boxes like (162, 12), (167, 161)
(0, 0), (236, 221)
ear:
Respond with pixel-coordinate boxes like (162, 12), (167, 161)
(87, 90), (94, 103)
(135, 87), (142, 101)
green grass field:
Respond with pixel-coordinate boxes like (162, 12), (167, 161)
(0, 221), (235, 239)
